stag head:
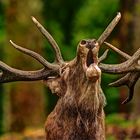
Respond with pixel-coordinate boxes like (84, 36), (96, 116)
(1, 12), (140, 139)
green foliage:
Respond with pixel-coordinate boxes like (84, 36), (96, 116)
(72, 0), (119, 43)
(0, 86), (4, 135)
(0, 1), (5, 135)
(42, 0), (84, 60)
(106, 114), (128, 125)
(0, 2), (5, 59)
(42, 0), (120, 113)
(102, 50), (120, 113)
(106, 114), (140, 139)
(107, 136), (116, 140)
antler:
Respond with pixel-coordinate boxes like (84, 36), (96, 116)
(1, 12), (139, 104)
(100, 42), (140, 104)
(96, 12), (140, 104)
(0, 17), (64, 83)
(31, 17), (64, 64)
(99, 49), (109, 63)
(97, 12), (121, 46)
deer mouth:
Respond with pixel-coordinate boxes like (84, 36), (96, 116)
(84, 49), (100, 81)
(86, 49), (94, 67)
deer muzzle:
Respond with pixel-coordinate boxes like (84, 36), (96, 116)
(85, 45), (101, 81)
(79, 39), (101, 81)
(85, 62), (101, 82)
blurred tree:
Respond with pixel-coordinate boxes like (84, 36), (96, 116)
(131, 0), (140, 118)
(116, 0), (134, 113)
(2, 0), (46, 132)
(109, 0), (140, 117)
(0, 0), (5, 135)
(114, 0), (140, 116)
(42, 0), (85, 60)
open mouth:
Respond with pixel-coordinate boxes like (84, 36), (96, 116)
(85, 49), (100, 81)
(86, 49), (94, 67)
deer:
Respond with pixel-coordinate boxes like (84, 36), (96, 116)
(1, 12), (140, 140)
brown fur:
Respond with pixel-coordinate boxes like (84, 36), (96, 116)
(44, 40), (106, 140)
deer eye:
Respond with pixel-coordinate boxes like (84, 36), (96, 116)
(80, 40), (87, 45)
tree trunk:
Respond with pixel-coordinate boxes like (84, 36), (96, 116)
(118, 0), (140, 118)
(3, 0), (46, 132)
(115, 0), (134, 112)
(0, 1), (5, 134)
(131, 0), (140, 118)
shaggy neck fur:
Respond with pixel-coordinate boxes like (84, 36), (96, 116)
(45, 60), (106, 140)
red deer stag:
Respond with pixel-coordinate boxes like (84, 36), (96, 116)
(1, 13), (140, 140)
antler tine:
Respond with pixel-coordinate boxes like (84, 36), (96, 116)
(10, 40), (59, 70)
(0, 61), (59, 83)
(97, 12), (121, 46)
(31, 16), (63, 64)
(109, 74), (130, 87)
(0, 41), (61, 83)
(104, 42), (131, 59)
(122, 86), (134, 104)
(99, 49), (109, 63)
(109, 72), (139, 104)
(100, 44), (140, 74)
(103, 42), (140, 104)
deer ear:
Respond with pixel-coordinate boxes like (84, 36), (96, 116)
(44, 77), (62, 96)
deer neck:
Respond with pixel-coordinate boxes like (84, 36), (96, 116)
(45, 60), (106, 140)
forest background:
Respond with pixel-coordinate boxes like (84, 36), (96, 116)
(0, 0), (140, 139)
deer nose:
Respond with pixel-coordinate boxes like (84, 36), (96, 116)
(86, 42), (93, 49)
(80, 39), (96, 49)
(86, 40), (96, 49)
